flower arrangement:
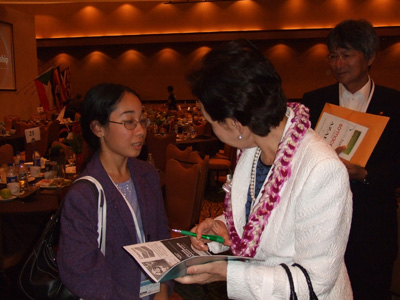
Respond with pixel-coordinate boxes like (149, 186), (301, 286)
(65, 123), (84, 154)
(154, 111), (167, 126)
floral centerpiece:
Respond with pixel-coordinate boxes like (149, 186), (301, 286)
(154, 111), (167, 126)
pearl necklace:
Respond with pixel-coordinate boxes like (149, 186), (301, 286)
(249, 147), (262, 203)
(223, 102), (310, 257)
(249, 108), (290, 203)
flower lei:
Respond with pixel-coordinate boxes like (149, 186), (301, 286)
(223, 102), (310, 257)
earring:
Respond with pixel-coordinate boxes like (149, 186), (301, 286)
(238, 134), (243, 140)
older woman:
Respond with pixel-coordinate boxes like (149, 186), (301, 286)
(58, 83), (172, 300)
(176, 40), (353, 300)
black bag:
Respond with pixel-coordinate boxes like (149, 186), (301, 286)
(281, 263), (318, 300)
(18, 177), (106, 300)
(18, 193), (80, 300)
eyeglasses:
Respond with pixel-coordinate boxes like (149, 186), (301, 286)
(326, 53), (358, 65)
(109, 117), (151, 130)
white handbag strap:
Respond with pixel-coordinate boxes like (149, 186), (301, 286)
(74, 176), (107, 255)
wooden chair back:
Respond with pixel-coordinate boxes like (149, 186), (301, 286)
(3, 115), (20, 131)
(166, 143), (192, 163)
(47, 120), (61, 148)
(15, 121), (35, 136)
(146, 132), (176, 172)
(187, 152), (209, 227)
(0, 144), (14, 166)
(24, 126), (49, 162)
(165, 159), (200, 230)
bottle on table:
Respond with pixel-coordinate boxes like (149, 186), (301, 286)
(32, 148), (41, 167)
(6, 162), (18, 183)
(17, 160), (28, 191)
(14, 151), (21, 166)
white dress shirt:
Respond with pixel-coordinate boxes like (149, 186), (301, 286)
(339, 77), (374, 112)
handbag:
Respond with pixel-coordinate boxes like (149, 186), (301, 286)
(280, 263), (318, 300)
(18, 176), (107, 300)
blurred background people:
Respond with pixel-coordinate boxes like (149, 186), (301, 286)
(167, 85), (177, 111)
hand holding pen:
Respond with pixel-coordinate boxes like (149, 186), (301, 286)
(172, 229), (224, 243)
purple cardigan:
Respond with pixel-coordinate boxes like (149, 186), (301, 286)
(58, 152), (172, 299)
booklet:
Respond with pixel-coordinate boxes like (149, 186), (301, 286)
(124, 236), (253, 283)
(314, 103), (389, 167)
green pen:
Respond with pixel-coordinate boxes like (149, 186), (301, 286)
(172, 229), (224, 243)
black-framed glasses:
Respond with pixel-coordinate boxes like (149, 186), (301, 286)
(326, 53), (357, 65)
(109, 117), (151, 130)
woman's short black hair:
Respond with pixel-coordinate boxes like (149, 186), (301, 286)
(187, 39), (287, 137)
(80, 83), (140, 151)
(327, 19), (379, 61)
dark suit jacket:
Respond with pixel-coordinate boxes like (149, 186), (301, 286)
(302, 83), (400, 261)
(58, 152), (172, 300)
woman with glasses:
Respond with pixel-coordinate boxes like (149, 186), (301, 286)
(58, 83), (172, 300)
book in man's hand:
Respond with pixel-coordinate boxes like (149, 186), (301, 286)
(314, 103), (389, 167)
(124, 236), (254, 283)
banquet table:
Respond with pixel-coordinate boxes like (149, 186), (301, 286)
(176, 135), (220, 158)
(0, 182), (70, 271)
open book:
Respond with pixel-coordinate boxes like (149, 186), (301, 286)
(124, 236), (253, 283)
(315, 103), (389, 167)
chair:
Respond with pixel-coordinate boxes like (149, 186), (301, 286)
(3, 115), (20, 131)
(24, 125), (49, 162)
(166, 148), (209, 228)
(164, 159), (200, 230)
(146, 132), (176, 172)
(208, 144), (236, 184)
(47, 120), (61, 148)
(15, 121), (35, 136)
(194, 121), (212, 136)
(166, 143), (192, 163)
(186, 151), (209, 227)
(0, 144), (14, 166)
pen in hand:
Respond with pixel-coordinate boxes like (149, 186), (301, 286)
(172, 229), (224, 243)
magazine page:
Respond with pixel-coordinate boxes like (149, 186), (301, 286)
(314, 103), (389, 167)
(124, 236), (254, 282)
(315, 112), (368, 162)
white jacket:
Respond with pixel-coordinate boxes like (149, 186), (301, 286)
(209, 121), (353, 299)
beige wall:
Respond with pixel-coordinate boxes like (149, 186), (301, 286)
(0, 5), (39, 121)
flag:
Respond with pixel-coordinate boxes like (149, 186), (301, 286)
(60, 67), (71, 100)
(34, 68), (54, 112)
(52, 66), (67, 110)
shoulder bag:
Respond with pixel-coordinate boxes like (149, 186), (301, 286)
(18, 176), (106, 300)
(280, 263), (318, 300)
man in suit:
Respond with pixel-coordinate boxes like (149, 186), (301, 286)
(302, 19), (400, 300)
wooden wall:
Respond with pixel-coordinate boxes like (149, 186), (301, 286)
(0, 6), (39, 121)
(1, 0), (400, 121)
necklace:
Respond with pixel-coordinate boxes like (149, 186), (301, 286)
(223, 102), (310, 257)
(249, 147), (262, 202)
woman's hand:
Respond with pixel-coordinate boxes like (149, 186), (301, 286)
(335, 146), (367, 181)
(153, 283), (169, 300)
(191, 218), (231, 251)
(175, 261), (228, 284)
